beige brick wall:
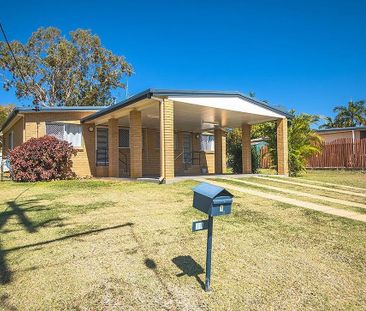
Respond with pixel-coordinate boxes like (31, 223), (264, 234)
(108, 118), (119, 177)
(2, 111), (97, 177)
(160, 99), (175, 180)
(2, 110), (219, 179)
(214, 128), (226, 174)
(319, 130), (362, 143)
(241, 124), (252, 174)
(141, 129), (215, 177)
(129, 110), (142, 178)
(277, 118), (289, 176)
(27, 112), (96, 177)
(142, 128), (160, 176)
(2, 117), (24, 157)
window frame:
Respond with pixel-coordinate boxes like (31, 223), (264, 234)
(95, 126), (109, 166)
(45, 122), (83, 148)
(118, 127), (130, 148)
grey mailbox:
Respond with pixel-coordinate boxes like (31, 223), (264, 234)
(192, 182), (234, 292)
(193, 182), (233, 216)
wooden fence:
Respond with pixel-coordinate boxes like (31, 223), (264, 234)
(259, 145), (271, 169)
(307, 139), (366, 169)
(258, 139), (366, 169)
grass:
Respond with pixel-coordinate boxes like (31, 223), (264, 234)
(297, 169), (366, 188)
(0, 172), (365, 310)
(217, 177), (366, 215)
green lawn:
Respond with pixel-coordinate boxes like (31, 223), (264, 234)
(0, 172), (365, 310)
(299, 169), (366, 188)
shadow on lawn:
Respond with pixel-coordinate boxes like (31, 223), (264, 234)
(5, 223), (134, 253)
(0, 188), (64, 285)
(0, 293), (17, 311)
(172, 255), (205, 290)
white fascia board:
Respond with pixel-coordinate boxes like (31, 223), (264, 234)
(168, 96), (284, 119)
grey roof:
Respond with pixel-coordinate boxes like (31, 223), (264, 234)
(193, 182), (233, 198)
(81, 88), (294, 123)
(316, 126), (366, 133)
(0, 106), (106, 132)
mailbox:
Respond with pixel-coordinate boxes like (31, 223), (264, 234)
(192, 182), (234, 291)
(193, 182), (233, 217)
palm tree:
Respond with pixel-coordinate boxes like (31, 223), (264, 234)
(333, 100), (366, 127)
(319, 116), (341, 129)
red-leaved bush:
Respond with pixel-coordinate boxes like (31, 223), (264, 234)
(9, 135), (77, 182)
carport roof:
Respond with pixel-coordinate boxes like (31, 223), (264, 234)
(81, 88), (293, 123)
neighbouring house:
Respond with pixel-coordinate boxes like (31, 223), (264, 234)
(0, 89), (292, 182)
(316, 126), (366, 143)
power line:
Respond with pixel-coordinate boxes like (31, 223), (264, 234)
(0, 22), (40, 110)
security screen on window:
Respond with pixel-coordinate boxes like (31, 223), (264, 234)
(96, 127), (108, 165)
(46, 122), (82, 147)
(119, 128), (129, 147)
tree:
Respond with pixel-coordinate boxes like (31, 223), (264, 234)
(0, 104), (14, 148)
(319, 116), (341, 129)
(257, 111), (322, 176)
(332, 100), (365, 127)
(0, 27), (132, 107)
(0, 104), (13, 126)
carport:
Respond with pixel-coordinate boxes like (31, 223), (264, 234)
(81, 89), (292, 182)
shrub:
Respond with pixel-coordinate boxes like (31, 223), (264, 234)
(251, 145), (260, 174)
(9, 135), (77, 182)
(226, 129), (259, 174)
(227, 128), (242, 174)
(255, 111), (322, 176)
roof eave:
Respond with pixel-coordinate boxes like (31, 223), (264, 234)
(0, 108), (20, 132)
(81, 88), (293, 123)
(1, 106), (105, 132)
(81, 89), (152, 123)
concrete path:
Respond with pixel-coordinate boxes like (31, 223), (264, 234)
(254, 176), (366, 198)
(197, 178), (366, 223)
(221, 177), (366, 209)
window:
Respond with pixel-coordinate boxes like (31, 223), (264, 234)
(119, 128), (129, 148)
(201, 134), (215, 152)
(96, 127), (108, 165)
(8, 131), (14, 150)
(46, 122), (82, 147)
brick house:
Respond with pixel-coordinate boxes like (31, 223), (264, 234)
(0, 89), (292, 182)
(315, 126), (366, 143)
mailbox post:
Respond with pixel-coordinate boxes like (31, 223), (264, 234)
(192, 182), (234, 291)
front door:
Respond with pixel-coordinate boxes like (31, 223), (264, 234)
(183, 133), (192, 164)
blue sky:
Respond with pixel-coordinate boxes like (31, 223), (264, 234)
(0, 0), (365, 121)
